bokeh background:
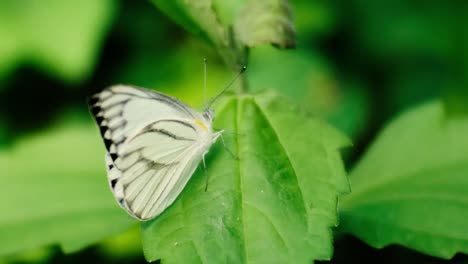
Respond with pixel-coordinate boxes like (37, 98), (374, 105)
(1, 0), (466, 263)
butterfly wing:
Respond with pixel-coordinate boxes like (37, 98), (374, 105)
(105, 119), (209, 220)
(90, 85), (212, 220)
(89, 85), (201, 156)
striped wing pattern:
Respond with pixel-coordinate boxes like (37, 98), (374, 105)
(89, 85), (199, 156)
(89, 85), (212, 220)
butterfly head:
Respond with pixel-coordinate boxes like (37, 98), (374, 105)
(202, 108), (215, 123)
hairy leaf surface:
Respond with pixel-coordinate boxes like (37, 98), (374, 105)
(142, 93), (349, 263)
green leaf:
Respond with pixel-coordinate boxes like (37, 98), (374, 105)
(234, 0), (296, 48)
(150, 0), (223, 44)
(0, 114), (134, 256)
(0, 247), (54, 264)
(150, 0), (297, 69)
(97, 226), (143, 260)
(339, 101), (468, 259)
(150, 0), (245, 69)
(0, 0), (116, 84)
(142, 93), (349, 263)
(212, 0), (247, 27)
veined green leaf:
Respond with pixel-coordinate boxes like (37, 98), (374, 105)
(150, 0), (245, 69)
(142, 93), (349, 263)
(339, 101), (468, 259)
(234, 0), (296, 48)
(150, 0), (297, 69)
(0, 115), (134, 256)
(150, 0), (223, 45)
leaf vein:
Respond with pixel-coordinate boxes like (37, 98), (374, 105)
(236, 98), (248, 263)
(254, 98), (309, 230)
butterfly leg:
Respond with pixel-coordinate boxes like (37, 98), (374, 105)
(214, 128), (245, 136)
(220, 133), (239, 160)
(202, 153), (209, 192)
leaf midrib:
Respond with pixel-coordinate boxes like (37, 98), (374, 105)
(254, 98), (309, 230)
(236, 97), (248, 263)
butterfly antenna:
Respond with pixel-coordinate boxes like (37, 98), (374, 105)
(203, 58), (207, 109)
(206, 66), (247, 110)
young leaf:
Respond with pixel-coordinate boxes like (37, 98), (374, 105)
(234, 0), (296, 48)
(150, 0), (244, 69)
(0, 115), (134, 256)
(150, 0), (297, 69)
(0, 0), (116, 84)
(142, 93), (350, 263)
(339, 101), (468, 259)
(150, 0), (224, 45)
(211, 0), (247, 27)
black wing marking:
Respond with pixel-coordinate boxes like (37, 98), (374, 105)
(88, 85), (199, 159)
(103, 117), (208, 220)
(105, 140), (203, 220)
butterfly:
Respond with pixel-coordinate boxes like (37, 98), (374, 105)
(88, 85), (224, 221)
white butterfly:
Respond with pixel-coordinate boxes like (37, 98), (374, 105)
(89, 85), (222, 221)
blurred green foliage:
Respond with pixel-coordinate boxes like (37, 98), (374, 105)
(0, 0), (116, 85)
(1, 0), (467, 263)
(0, 114), (134, 256)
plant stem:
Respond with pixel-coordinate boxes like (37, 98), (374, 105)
(238, 73), (248, 94)
(217, 26), (248, 94)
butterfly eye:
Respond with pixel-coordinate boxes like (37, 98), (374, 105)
(203, 109), (215, 122)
